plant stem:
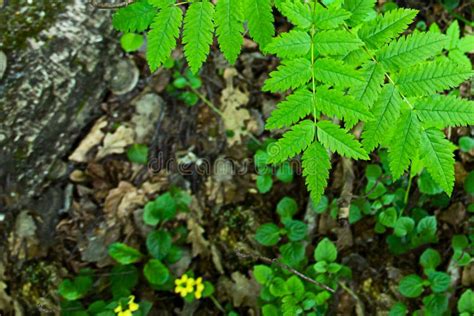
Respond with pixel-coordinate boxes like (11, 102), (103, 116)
(403, 169), (414, 214)
(189, 86), (225, 117)
(209, 295), (225, 313)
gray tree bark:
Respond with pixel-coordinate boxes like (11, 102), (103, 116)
(0, 1), (119, 208)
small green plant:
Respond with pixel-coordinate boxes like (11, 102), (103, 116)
(167, 66), (203, 106)
(458, 289), (474, 316)
(253, 238), (350, 315)
(254, 142), (294, 194)
(392, 248), (452, 315)
(59, 188), (216, 315)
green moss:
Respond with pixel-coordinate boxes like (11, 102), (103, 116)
(0, 0), (69, 52)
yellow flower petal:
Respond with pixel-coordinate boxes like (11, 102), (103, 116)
(128, 295), (135, 304)
(129, 302), (139, 312)
(122, 310), (132, 316)
(114, 305), (123, 313)
(194, 277), (203, 285)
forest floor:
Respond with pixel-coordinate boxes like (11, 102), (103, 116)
(0, 1), (473, 315)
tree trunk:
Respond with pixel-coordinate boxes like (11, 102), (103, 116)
(0, 1), (119, 210)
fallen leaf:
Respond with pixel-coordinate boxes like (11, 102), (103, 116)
(96, 125), (135, 160)
(69, 117), (107, 162)
(220, 68), (251, 146)
(226, 272), (260, 308)
(186, 218), (210, 258)
(104, 181), (146, 226)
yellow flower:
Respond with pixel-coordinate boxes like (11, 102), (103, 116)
(175, 275), (195, 297)
(194, 277), (205, 299)
(114, 296), (139, 316)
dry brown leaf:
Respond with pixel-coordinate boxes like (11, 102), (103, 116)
(96, 125), (135, 160)
(186, 218), (210, 258)
(8, 211), (41, 260)
(220, 68), (251, 146)
(104, 181), (146, 226)
(69, 117), (107, 162)
(228, 272), (260, 308)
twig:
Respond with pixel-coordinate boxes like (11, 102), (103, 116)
(338, 281), (365, 316)
(89, 0), (134, 9)
(235, 250), (336, 293)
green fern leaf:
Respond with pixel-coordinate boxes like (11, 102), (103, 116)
(419, 128), (455, 195)
(266, 89), (313, 130)
(302, 141), (331, 204)
(358, 8), (418, 48)
(446, 20), (460, 50)
(266, 30), (311, 58)
(396, 59), (473, 97)
(388, 109), (421, 179)
(413, 95), (474, 128)
(147, 6), (183, 71)
(362, 84), (402, 151)
(215, 0), (244, 64)
(458, 35), (474, 53)
(314, 3), (351, 30)
(314, 30), (364, 56)
(352, 61), (385, 107)
(280, 1), (312, 30)
(376, 31), (448, 70)
(316, 120), (369, 160)
(267, 120), (315, 164)
(263, 58), (312, 93)
(343, 0), (376, 26)
(148, 0), (174, 8)
(243, 0), (274, 48)
(112, 1), (156, 32)
(183, 1), (215, 73)
(314, 58), (362, 88)
(315, 86), (373, 122)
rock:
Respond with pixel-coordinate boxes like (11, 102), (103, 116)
(131, 93), (165, 143)
(0, 51), (6, 80)
(107, 58), (139, 95)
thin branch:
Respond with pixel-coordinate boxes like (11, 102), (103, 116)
(89, 0), (134, 9)
(235, 250), (336, 293)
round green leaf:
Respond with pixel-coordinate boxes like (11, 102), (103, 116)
(314, 238), (337, 263)
(365, 164), (382, 180)
(465, 171), (474, 195)
(312, 195), (329, 214)
(255, 223), (281, 246)
(416, 216), (437, 236)
(399, 274), (425, 298)
(59, 275), (93, 301)
(286, 276), (304, 299)
(146, 231), (172, 260)
(276, 162), (294, 183)
(420, 248), (441, 271)
(389, 302), (407, 316)
(108, 243), (143, 264)
(458, 289), (474, 314)
(394, 217), (415, 237)
(120, 33), (144, 52)
(257, 174), (273, 193)
(459, 136), (474, 152)
(285, 220), (308, 241)
(277, 196), (298, 219)
(428, 271), (451, 293)
(378, 207), (398, 228)
(262, 304), (279, 316)
(253, 265), (273, 285)
(144, 259), (169, 285)
(280, 242), (305, 267)
(126, 144), (148, 165)
(110, 265), (138, 298)
(269, 277), (289, 297)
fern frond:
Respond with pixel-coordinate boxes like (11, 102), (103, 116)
(413, 95), (474, 128)
(458, 35), (474, 53)
(446, 20), (460, 50)
(362, 84), (402, 151)
(376, 31), (447, 70)
(388, 109), (421, 179)
(280, 1), (312, 30)
(148, 0), (174, 8)
(419, 128), (455, 195)
(358, 8), (418, 48)
(147, 6), (183, 71)
(266, 89), (313, 130)
(266, 30), (311, 58)
(352, 61), (385, 107)
(343, 0), (376, 26)
(243, 0), (274, 48)
(314, 58), (362, 88)
(315, 86), (373, 122)
(263, 58), (312, 93)
(314, 30), (364, 56)
(215, 0), (244, 64)
(183, 1), (215, 73)
(302, 141), (331, 204)
(314, 3), (351, 30)
(448, 50), (471, 69)
(395, 59), (473, 97)
(267, 120), (315, 164)
(112, 1), (156, 32)
(316, 120), (369, 159)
